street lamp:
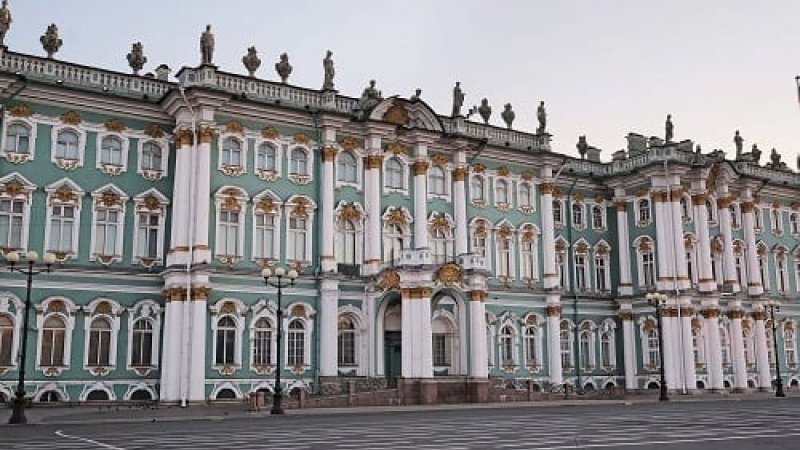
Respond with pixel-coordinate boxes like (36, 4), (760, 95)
(764, 301), (785, 398)
(646, 292), (669, 401)
(261, 266), (298, 415)
(5, 250), (57, 424)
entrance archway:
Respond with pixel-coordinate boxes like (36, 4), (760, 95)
(380, 294), (402, 387)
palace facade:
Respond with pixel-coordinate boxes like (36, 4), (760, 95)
(0, 22), (799, 405)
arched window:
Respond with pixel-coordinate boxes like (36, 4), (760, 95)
(337, 316), (357, 366)
(431, 314), (454, 369)
(638, 199), (651, 223)
(141, 142), (162, 171)
(595, 250), (609, 292)
(757, 247), (769, 289)
(336, 219), (357, 265)
(217, 208), (240, 257)
(383, 223), (405, 263)
(221, 137), (242, 167)
(254, 210), (277, 260)
(256, 143), (276, 172)
(4, 123), (30, 153)
(524, 327), (540, 368)
(777, 253), (788, 293)
(639, 238), (655, 288)
(287, 216), (308, 261)
(497, 231), (512, 279)
(559, 328), (572, 369)
(771, 208), (782, 232)
(290, 148), (308, 176)
(93, 205), (120, 257)
(754, 206), (763, 230)
(499, 325), (514, 365)
(100, 136), (123, 166)
(0, 195), (24, 250)
(520, 233), (536, 281)
(646, 329), (660, 367)
(385, 158), (404, 189)
(692, 327), (705, 366)
(215, 316), (237, 365)
(337, 152), (357, 183)
(572, 203), (583, 227)
(519, 183), (532, 208)
(553, 200), (563, 225)
(592, 205), (604, 229)
(495, 180), (509, 204)
(131, 318), (153, 367)
(471, 176), (485, 202)
(784, 324), (796, 366)
(253, 317), (273, 366)
(40, 316), (66, 366)
(719, 326), (730, 365)
(428, 166), (446, 195)
(431, 227), (450, 264)
(600, 332), (613, 367)
(0, 315), (13, 366)
(287, 319), (306, 367)
(579, 330), (592, 369)
(574, 251), (588, 291)
(791, 213), (800, 235)
(56, 130), (79, 160)
(766, 324), (776, 367)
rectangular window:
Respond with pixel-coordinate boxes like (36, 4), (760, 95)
(0, 198), (24, 249)
(595, 256), (607, 291)
(49, 205), (75, 253)
(254, 213), (276, 259)
(253, 329), (272, 366)
(498, 239), (511, 278)
(521, 241), (535, 280)
(575, 255), (587, 291)
(136, 213), (160, 259)
(432, 333), (449, 366)
(642, 252), (655, 287)
(217, 210), (240, 257)
(287, 217), (307, 261)
(288, 330), (305, 366)
(94, 209), (119, 256)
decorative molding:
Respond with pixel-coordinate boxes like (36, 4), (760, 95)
(60, 111), (82, 125)
(8, 103), (32, 117)
(104, 119), (126, 133)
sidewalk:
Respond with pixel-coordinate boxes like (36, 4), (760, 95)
(0, 391), (787, 427)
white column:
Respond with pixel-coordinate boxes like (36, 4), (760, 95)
(620, 309), (637, 390)
(679, 302), (696, 391)
(753, 309), (772, 389)
(191, 127), (212, 264)
(742, 197), (763, 296)
(468, 291), (488, 377)
(693, 192), (715, 292)
(718, 196), (739, 292)
(320, 144), (337, 273)
(401, 287), (433, 378)
(728, 308), (748, 391)
(363, 148), (382, 275)
(187, 294), (208, 401)
(702, 306), (724, 391)
(541, 181), (558, 289)
(615, 200), (633, 296)
(166, 130), (192, 267)
(160, 294), (184, 402)
(319, 279), (339, 377)
(670, 190), (690, 290)
(546, 297), (563, 385)
(653, 192), (674, 290)
(662, 306), (679, 390)
(412, 143), (429, 249)
(453, 166), (468, 257)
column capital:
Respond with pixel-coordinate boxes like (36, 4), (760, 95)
(411, 161), (429, 176)
(545, 304), (562, 317)
(322, 146), (338, 162)
(700, 307), (720, 318)
(175, 128), (193, 147)
(726, 309), (745, 319)
(540, 182), (555, 195)
(691, 192), (708, 205)
(199, 126), (216, 144)
(680, 306), (695, 317)
(651, 191), (668, 203)
(751, 310), (767, 321)
(614, 201), (627, 212)
(741, 201), (755, 213)
(452, 166), (468, 182)
(717, 196), (735, 209)
(401, 286), (433, 299)
(618, 310), (634, 321)
(661, 307), (679, 318)
(365, 153), (383, 169)
(469, 290), (487, 302)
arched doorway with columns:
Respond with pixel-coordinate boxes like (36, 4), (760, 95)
(431, 288), (469, 376)
(375, 290), (402, 386)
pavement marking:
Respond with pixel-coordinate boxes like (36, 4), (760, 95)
(513, 430), (800, 449)
(54, 430), (126, 450)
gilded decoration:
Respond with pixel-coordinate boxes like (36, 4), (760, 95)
(95, 301), (112, 315)
(496, 166), (510, 177)
(340, 137), (358, 151)
(104, 119), (126, 133)
(96, 191), (121, 207)
(9, 102), (32, 117)
(199, 126), (215, 144)
(772, 200), (781, 209)
(261, 127), (279, 139)
(711, 239), (723, 253)
(387, 142), (408, 155)
(225, 121), (244, 134)
(614, 201), (627, 212)
(256, 197), (277, 214)
(1, 178), (25, 199)
(290, 305), (305, 317)
(293, 133), (310, 145)
(431, 153), (448, 167)
(717, 196), (734, 209)
(52, 185), (77, 204)
(469, 290), (487, 302)
(596, 245), (609, 255)
(411, 161), (429, 176)
(377, 269), (401, 291)
(575, 242), (588, 254)
(143, 195), (161, 211)
(638, 239), (652, 252)
(684, 236), (694, 250)
(521, 170), (534, 181)
(526, 315), (539, 326)
(429, 214), (450, 233)
(452, 167), (468, 181)
(498, 225), (513, 239)
(545, 305), (562, 317)
(221, 190), (242, 211)
(435, 262), (462, 286)
(642, 318), (657, 331)
(701, 308), (720, 318)
(290, 197), (310, 218)
(385, 207), (408, 227)
(474, 221), (488, 238)
(401, 287), (433, 299)
(751, 310), (767, 321)
(521, 226), (535, 242)
(322, 146), (338, 162)
(574, 192), (585, 202)
(144, 124), (165, 139)
(540, 182), (554, 195)
(220, 301), (236, 314)
(472, 163), (486, 174)
(554, 240), (567, 252)
(47, 300), (66, 314)
(365, 154), (382, 169)
(383, 103), (410, 126)
(338, 203), (362, 222)
(176, 128), (193, 147)
(691, 193), (707, 206)
(651, 191), (668, 203)
(60, 110), (82, 125)
(618, 310), (634, 321)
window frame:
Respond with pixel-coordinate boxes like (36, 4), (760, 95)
(383, 155), (408, 193)
(137, 138), (169, 180)
(254, 140), (281, 180)
(95, 131), (129, 174)
(2, 118), (37, 162)
(335, 150), (362, 188)
(131, 189), (168, 266)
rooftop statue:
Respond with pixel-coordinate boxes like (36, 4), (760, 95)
(200, 25), (214, 65)
(478, 98), (491, 124)
(734, 130), (743, 159)
(322, 50), (335, 90)
(665, 114), (674, 142)
(751, 144), (762, 164)
(357, 80), (382, 117)
(126, 42), (147, 75)
(410, 88), (422, 102)
(0, 0), (12, 47)
(275, 53), (293, 84)
(40, 23), (62, 59)
(537, 101), (547, 134)
(576, 136), (588, 159)
(242, 46), (261, 77)
(452, 82), (465, 117)
(501, 103), (515, 129)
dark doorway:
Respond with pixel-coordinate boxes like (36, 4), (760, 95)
(384, 331), (402, 388)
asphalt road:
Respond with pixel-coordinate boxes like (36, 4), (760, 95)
(3, 398), (799, 449)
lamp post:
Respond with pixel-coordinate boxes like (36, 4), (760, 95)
(646, 292), (669, 401)
(5, 250), (57, 424)
(261, 266), (298, 415)
(765, 301), (785, 397)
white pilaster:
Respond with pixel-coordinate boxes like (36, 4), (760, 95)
(319, 279), (339, 377)
(679, 301), (696, 391)
(363, 135), (383, 275)
(546, 296), (563, 385)
(702, 305), (724, 391)
(468, 292), (488, 377)
(718, 194), (739, 292)
(192, 128), (212, 264)
(693, 192), (715, 292)
(662, 305), (679, 390)
(166, 130), (192, 267)
(670, 191), (690, 290)
(653, 192), (674, 291)
(620, 308), (637, 390)
(541, 174), (557, 289)
(320, 129), (337, 273)
(453, 154), (468, 256)
(615, 198), (633, 296)
(401, 287), (433, 378)
(753, 308), (772, 389)
(741, 191), (763, 296)
(728, 308), (748, 391)
(160, 299), (184, 401)
(187, 296), (207, 401)
(412, 142), (429, 250)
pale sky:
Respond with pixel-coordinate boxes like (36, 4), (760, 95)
(7, 1), (800, 161)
